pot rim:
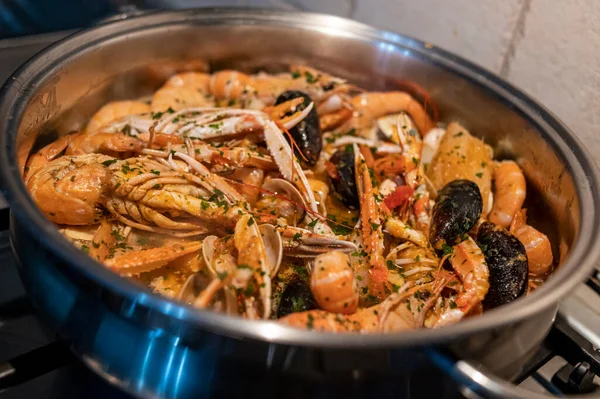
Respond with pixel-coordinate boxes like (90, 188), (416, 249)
(1, 8), (599, 348)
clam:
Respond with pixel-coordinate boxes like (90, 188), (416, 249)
(262, 178), (307, 223)
(377, 112), (417, 145)
(177, 272), (239, 315)
(258, 224), (283, 277)
(203, 227), (282, 278)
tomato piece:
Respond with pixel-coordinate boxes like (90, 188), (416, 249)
(383, 185), (414, 210)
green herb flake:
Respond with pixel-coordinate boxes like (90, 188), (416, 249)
(307, 218), (319, 228)
(441, 243), (453, 257)
(306, 313), (314, 330)
(216, 271), (228, 281)
(304, 71), (317, 84)
(101, 159), (117, 167)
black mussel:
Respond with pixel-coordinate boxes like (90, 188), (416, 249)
(430, 179), (482, 250)
(276, 278), (318, 318)
(477, 221), (528, 309)
(327, 149), (360, 209)
(275, 90), (321, 166)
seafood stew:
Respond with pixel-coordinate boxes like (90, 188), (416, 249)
(23, 65), (555, 333)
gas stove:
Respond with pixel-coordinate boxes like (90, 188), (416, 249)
(0, 32), (599, 399)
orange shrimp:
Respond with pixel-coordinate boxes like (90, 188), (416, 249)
(350, 91), (435, 137)
(24, 132), (82, 180)
(85, 101), (151, 134)
(66, 130), (145, 156)
(151, 86), (212, 112)
(209, 70), (251, 100)
(489, 160), (526, 228)
(310, 251), (359, 314)
(162, 71), (211, 92)
(510, 209), (554, 277)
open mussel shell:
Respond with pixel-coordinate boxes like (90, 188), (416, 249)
(275, 90), (322, 166)
(429, 179), (482, 250)
(477, 221), (528, 309)
(259, 224), (283, 277)
(262, 178), (306, 223)
(327, 148), (359, 209)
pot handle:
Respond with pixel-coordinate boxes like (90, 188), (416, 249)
(426, 348), (598, 399)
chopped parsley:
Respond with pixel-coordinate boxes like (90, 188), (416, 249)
(304, 71), (317, 84)
(441, 243), (453, 257)
(101, 159), (117, 167)
(217, 271), (228, 280)
(306, 313), (314, 329)
(111, 229), (125, 241)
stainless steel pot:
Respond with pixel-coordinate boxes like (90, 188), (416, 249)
(1, 8), (599, 399)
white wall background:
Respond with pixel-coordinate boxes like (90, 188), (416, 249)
(156, 0), (600, 160)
